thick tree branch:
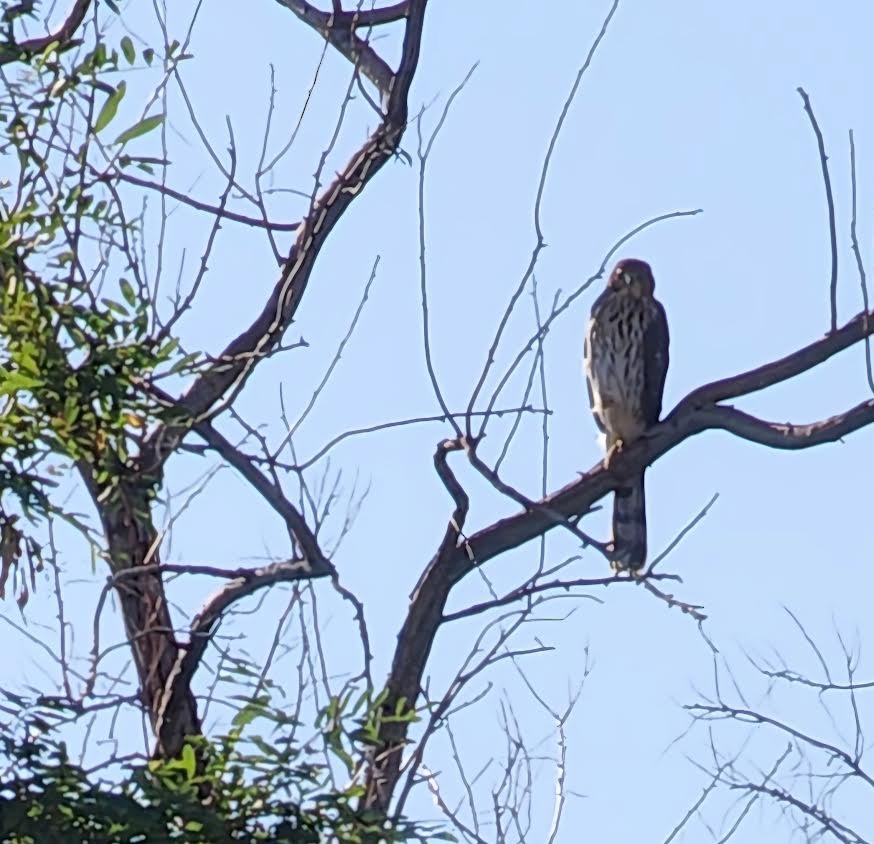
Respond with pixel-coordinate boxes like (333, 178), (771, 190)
(141, 0), (429, 469)
(0, 0), (93, 65)
(274, 0), (395, 96)
(193, 420), (334, 574)
(364, 437), (468, 810)
(365, 304), (874, 813)
(334, 2), (409, 28)
(164, 558), (328, 713)
(695, 401), (874, 449)
(675, 308), (874, 410)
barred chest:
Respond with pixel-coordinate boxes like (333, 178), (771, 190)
(584, 294), (653, 445)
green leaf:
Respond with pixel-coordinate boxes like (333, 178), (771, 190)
(231, 703), (260, 731)
(114, 114), (163, 146)
(94, 82), (126, 134)
(0, 372), (43, 395)
(120, 36), (136, 65)
(119, 278), (137, 307)
(142, 48), (155, 66)
(100, 297), (128, 316)
(180, 743), (196, 779)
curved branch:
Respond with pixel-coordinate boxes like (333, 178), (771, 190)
(142, 0), (429, 467)
(675, 308), (874, 409)
(695, 401), (874, 449)
(0, 0), (93, 65)
(687, 703), (874, 788)
(365, 304), (874, 813)
(176, 559), (326, 691)
(194, 420), (333, 573)
(339, 2), (409, 28)
(274, 0), (395, 95)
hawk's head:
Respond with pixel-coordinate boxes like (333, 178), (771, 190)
(608, 259), (654, 299)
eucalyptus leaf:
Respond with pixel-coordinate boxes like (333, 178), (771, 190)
(93, 81), (126, 134)
(114, 114), (164, 146)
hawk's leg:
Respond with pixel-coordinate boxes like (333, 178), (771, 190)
(604, 425), (661, 471)
(603, 438), (625, 470)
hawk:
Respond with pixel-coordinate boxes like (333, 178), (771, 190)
(583, 258), (669, 572)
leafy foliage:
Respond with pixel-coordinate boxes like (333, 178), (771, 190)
(0, 693), (437, 844)
(0, 23), (193, 597)
(0, 6), (440, 844)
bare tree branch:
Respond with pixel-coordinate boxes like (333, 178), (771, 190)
(365, 303), (874, 811)
(274, 0), (396, 96)
(193, 420), (333, 573)
(848, 128), (874, 394)
(798, 87), (839, 333)
(692, 401), (874, 449)
(173, 558), (327, 698)
(141, 0), (430, 468)
(333, 2), (409, 28)
(674, 307), (874, 409)
(0, 0), (94, 65)
(99, 168), (301, 232)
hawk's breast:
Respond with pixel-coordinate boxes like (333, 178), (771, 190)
(584, 294), (650, 445)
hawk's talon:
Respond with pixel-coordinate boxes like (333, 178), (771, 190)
(610, 558), (646, 578)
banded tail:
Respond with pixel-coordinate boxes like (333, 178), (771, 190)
(611, 473), (647, 572)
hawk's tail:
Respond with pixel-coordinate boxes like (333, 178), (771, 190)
(611, 473), (647, 572)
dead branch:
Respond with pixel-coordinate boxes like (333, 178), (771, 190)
(193, 420), (334, 573)
(364, 303), (874, 811)
(140, 0), (429, 468)
(99, 168), (301, 232)
(847, 128), (874, 395)
(0, 0), (94, 65)
(274, 0), (397, 97)
(332, 2), (409, 28)
(169, 559), (326, 701)
(686, 703), (874, 788)
(675, 307), (874, 409)
(798, 87), (839, 333)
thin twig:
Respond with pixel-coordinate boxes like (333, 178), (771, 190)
(848, 129), (874, 394)
(798, 87), (839, 333)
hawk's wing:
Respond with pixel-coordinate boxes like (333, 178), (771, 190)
(583, 316), (607, 435)
(642, 300), (670, 426)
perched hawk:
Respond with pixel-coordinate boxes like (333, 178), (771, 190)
(583, 259), (669, 572)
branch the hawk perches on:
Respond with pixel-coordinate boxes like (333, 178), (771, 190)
(584, 258), (670, 571)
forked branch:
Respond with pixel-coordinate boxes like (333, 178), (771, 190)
(0, 0), (94, 65)
(365, 304), (874, 812)
(141, 0), (429, 468)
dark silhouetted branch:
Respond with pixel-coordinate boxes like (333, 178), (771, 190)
(367, 303), (874, 813)
(103, 169), (300, 232)
(0, 0), (93, 65)
(798, 87), (839, 333)
(141, 0), (430, 468)
(675, 308), (874, 410)
(275, 0), (395, 96)
(334, 2), (409, 28)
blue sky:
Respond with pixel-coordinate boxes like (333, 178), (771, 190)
(4, 1), (874, 841)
